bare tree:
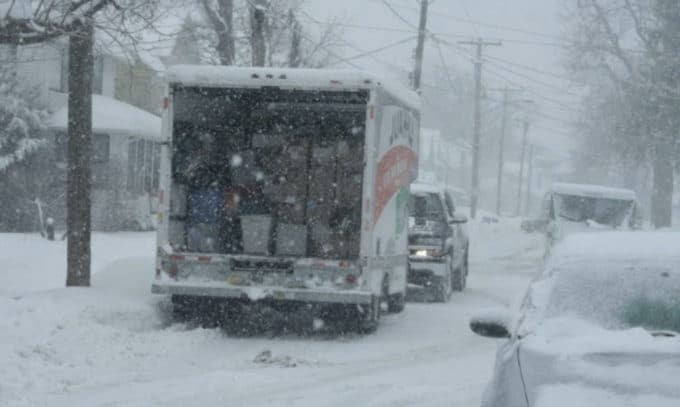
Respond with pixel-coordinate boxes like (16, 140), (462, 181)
(0, 0), (162, 286)
(568, 0), (680, 227)
(195, 0), (342, 67)
(250, 0), (266, 66)
(199, 0), (236, 65)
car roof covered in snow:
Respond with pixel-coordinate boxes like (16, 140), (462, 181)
(410, 183), (442, 195)
(548, 232), (680, 267)
(165, 65), (420, 111)
(549, 182), (637, 201)
(48, 95), (162, 141)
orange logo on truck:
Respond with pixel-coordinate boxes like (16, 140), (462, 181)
(374, 145), (417, 226)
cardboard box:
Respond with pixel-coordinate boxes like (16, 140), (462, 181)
(275, 223), (307, 256)
(241, 215), (272, 255)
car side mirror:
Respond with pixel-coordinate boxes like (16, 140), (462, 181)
(450, 214), (468, 224)
(469, 310), (511, 338)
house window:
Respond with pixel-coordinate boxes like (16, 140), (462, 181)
(60, 49), (69, 93)
(92, 56), (104, 95)
(92, 133), (110, 163)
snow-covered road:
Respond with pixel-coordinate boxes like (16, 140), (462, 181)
(0, 220), (543, 407)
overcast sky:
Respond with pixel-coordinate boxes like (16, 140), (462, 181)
(306, 0), (578, 155)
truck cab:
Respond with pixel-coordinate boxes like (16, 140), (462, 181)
(407, 183), (469, 302)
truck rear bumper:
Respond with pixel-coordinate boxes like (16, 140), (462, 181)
(151, 282), (373, 305)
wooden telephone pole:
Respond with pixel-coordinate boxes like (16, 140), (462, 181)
(411, 0), (429, 91)
(458, 38), (501, 219)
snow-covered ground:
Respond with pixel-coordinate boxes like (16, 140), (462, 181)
(0, 220), (543, 407)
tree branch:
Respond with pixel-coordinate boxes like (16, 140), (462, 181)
(588, 0), (635, 75)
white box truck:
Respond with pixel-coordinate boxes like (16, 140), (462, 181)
(151, 65), (420, 332)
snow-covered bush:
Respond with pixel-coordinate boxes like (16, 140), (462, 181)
(0, 64), (50, 231)
(0, 66), (47, 172)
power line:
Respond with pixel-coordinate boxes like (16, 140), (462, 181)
(433, 39), (457, 91)
(380, 0), (419, 30)
(326, 36), (416, 66)
(365, 0), (572, 44)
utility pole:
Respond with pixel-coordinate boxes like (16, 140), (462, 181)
(525, 144), (534, 216)
(412, 0), (429, 91)
(495, 87), (510, 216)
(516, 120), (529, 217)
(458, 38), (501, 219)
(492, 90), (532, 216)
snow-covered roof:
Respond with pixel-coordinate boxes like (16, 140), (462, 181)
(410, 183), (442, 195)
(549, 182), (637, 201)
(550, 232), (680, 266)
(166, 65), (420, 111)
(48, 95), (161, 141)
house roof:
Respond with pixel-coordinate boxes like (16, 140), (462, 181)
(48, 95), (162, 141)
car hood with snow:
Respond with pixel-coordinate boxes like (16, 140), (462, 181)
(520, 318), (680, 406)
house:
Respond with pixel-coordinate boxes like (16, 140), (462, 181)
(0, 18), (200, 230)
(47, 94), (162, 230)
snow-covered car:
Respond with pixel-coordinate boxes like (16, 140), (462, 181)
(470, 232), (680, 407)
(408, 183), (469, 301)
(541, 183), (641, 252)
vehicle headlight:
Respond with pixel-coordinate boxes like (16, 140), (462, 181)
(414, 248), (444, 257)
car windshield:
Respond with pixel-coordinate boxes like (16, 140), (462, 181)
(545, 262), (680, 333)
(553, 194), (633, 227)
(409, 192), (444, 221)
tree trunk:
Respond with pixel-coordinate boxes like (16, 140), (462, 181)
(651, 140), (674, 228)
(216, 0), (235, 65)
(288, 9), (301, 68)
(66, 23), (94, 287)
(251, 0), (267, 67)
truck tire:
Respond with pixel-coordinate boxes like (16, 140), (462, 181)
(433, 255), (453, 302)
(452, 250), (468, 292)
(388, 292), (406, 313)
(171, 295), (197, 323)
(358, 295), (380, 334)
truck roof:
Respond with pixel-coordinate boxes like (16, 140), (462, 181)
(166, 65), (420, 111)
(549, 182), (637, 201)
(410, 183), (442, 195)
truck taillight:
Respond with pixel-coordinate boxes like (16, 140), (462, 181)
(168, 264), (179, 278)
(169, 254), (185, 261)
(345, 273), (358, 286)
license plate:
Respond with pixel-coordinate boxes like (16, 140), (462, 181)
(227, 275), (243, 285)
(272, 291), (287, 300)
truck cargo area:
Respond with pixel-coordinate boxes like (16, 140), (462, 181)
(168, 86), (368, 261)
